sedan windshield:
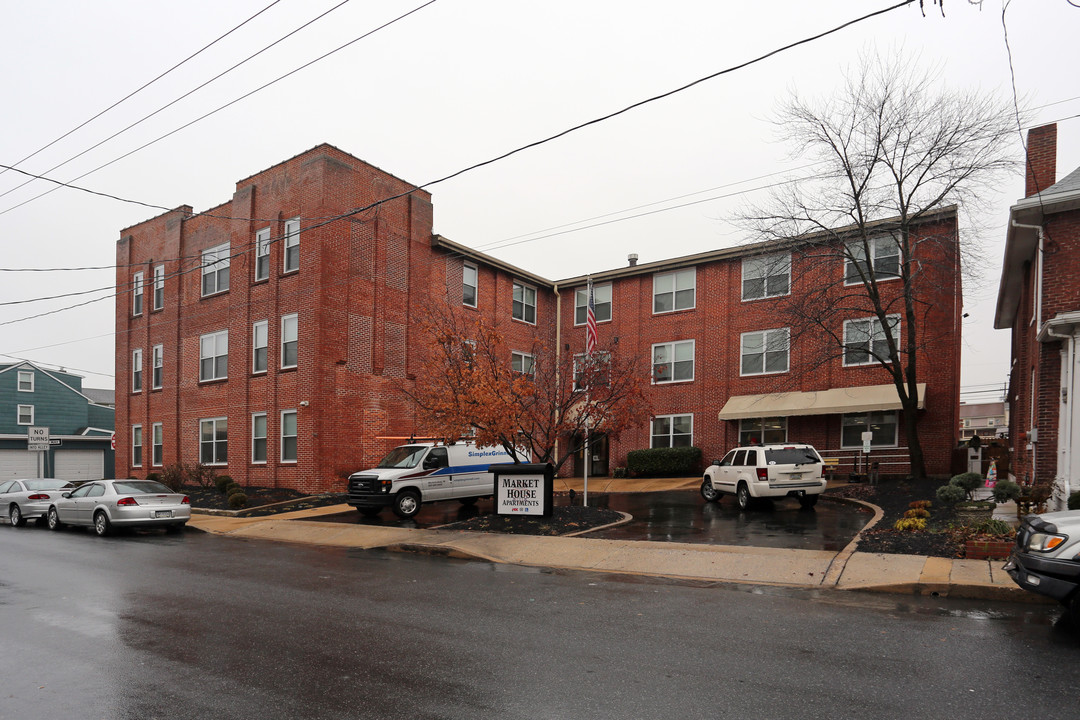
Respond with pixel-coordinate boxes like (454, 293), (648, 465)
(377, 446), (427, 469)
(113, 481), (174, 494)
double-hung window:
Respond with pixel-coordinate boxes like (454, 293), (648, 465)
(17, 371), (33, 392)
(199, 330), (228, 381)
(200, 417), (227, 465)
(201, 243), (230, 296)
(843, 315), (899, 366)
(153, 265), (165, 310)
(742, 254), (790, 300)
(281, 314), (298, 369)
(652, 340), (695, 383)
(132, 425), (143, 467)
(132, 349), (143, 392)
(255, 228), (271, 281)
(653, 268), (695, 313)
(132, 272), (144, 316)
(252, 413), (267, 464)
(463, 263), (478, 308)
(281, 410), (297, 463)
(845, 237), (900, 284)
(651, 414), (693, 448)
(151, 345), (163, 389)
(511, 351), (535, 375)
(740, 328), (790, 376)
(512, 282), (536, 324)
(152, 423), (163, 466)
(17, 405), (33, 425)
(283, 218), (300, 273)
(574, 283), (612, 324)
(253, 321), (268, 374)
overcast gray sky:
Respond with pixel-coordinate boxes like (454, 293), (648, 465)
(1, 0), (1077, 399)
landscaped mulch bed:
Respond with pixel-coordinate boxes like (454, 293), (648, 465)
(184, 486), (347, 516)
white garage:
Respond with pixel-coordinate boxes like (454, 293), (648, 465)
(54, 449), (105, 482)
(0, 449), (41, 480)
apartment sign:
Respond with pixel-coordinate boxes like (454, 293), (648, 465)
(492, 463), (554, 517)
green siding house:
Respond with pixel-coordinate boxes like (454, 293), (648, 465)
(0, 362), (114, 481)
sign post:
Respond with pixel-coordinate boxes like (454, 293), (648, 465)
(492, 463), (554, 517)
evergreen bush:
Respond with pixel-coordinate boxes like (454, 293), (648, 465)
(626, 447), (702, 477)
(228, 493), (248, 509)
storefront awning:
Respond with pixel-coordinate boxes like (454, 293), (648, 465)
(718, 383), (926, 420)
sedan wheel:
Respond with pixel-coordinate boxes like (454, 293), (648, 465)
(700, 479), (721, 503)
(47, 506), (63, 531)
(93, 511), (112, 537)
(9, 504), (26, 527)
(736, 484), (752, 511)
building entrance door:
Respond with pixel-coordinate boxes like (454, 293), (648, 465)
(572, 432), (609, 477)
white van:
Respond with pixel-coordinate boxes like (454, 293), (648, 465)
(347, 441), (517, 519)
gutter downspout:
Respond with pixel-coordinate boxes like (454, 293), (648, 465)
(1014, 219), (1045, 486)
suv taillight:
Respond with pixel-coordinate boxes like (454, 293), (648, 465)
(756, 467), (768, 482)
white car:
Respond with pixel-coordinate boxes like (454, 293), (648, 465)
(47, 479), (190, 536)
(1, 478), (74, 527)
(701, 443), (826, 510)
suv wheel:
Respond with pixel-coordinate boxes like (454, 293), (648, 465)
(700, 479), (720, 503)
(736, 483), (752, 511)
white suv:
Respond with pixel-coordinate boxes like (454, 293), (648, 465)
(701, 443), (826, 510)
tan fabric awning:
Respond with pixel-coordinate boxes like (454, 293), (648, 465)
(718, 383), (926, 420)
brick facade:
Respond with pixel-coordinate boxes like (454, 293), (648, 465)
(117, 144), (962, 492)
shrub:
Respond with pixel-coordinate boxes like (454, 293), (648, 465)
(145, 472), (162, 483)
(159, 462), (217, 490)
(1068, 491), (1080, 510)
(894, 518), (926, 532)
(226, 483), (244, 497)
(626, 447), (702, 477)
(215, 475), (234, 494)
(971, 518), (1015, 538)
(903, 508), (930, 519)
(949, 472), (984, 500)
(936, 483), (967, 507)
(612, 466), (628, 479)
(991, 479), (1022, 504)
(909, 500), (932, 510)
(159, 464), (186, 491)
(228, 493), (248, 509)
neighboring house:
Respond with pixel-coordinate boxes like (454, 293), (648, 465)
(0, 362), (115, 481)
(995, 123), (1080, 509)
(116, 144), (962, 492)
(959, 401), (1009, 440)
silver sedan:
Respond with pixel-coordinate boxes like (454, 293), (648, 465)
(1, 478), (73, 527)
(47, 480), (190, 536)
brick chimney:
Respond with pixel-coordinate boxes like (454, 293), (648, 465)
(1025, 124), (1057, 197)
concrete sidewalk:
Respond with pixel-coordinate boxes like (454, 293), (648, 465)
(187, 477), (1032, 602)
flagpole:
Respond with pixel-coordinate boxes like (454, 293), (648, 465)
(583, 276), (594, 507)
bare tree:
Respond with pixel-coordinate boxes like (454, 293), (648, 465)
(739, 51), (1020, 478)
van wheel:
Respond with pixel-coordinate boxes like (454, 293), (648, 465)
(459, 497), (478, 506)
(736, 483), (752, 511)
(700, 479), (720, 503)
(393, 491), (421, 519)
(799, 494), (819, 509)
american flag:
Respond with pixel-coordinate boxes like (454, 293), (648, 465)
(586, 279), (598, 355)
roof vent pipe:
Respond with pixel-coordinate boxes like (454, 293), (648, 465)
(628, 253), (638, 267)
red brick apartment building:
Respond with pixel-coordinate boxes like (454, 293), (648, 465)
(116, 144), (961, 492)
(995, 123), (1080, 509)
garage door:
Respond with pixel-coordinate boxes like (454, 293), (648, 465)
(54, 450), (104, 482)
(0, 450), (40, 480)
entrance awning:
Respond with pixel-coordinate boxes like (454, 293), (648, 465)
(718, 383), (926, 420)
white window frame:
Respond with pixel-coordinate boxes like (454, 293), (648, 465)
(841, 411), (899, 448)
(845, 237), (900, 285)
(511, 351), (535, 375)
(741, 253), (791, 301)
(652, 268), (696, 314)
(651, 414), (693, 448)
(255, 227), (271, 282)
(739, 417), (788, 446)
(652, 340), (695, 384)
(199, 417), (228, 466)
(252, 412), (267, 464)
(17, 404), (34, 426)
(153, 265), (165, 310)
(843, 315), (900, 367)
(199, 330), (229, 382)
(17, 370), (33, 392)
(132, 272), (144, 316)
(132, 424), (143, 467)
(253, 321), (268, 374)
(201, 243), (230, 297)
(132, 348), (143, 392)
(573, 352), (611, 391)
(512, 281), (537, 324)
(281, 314), (298, 369)
(463, 263), (478, 308)
(283, 218), (300, 273)
(574, 283), (612, 325)
(740, 328), (790, 376)
(151, 422), (163, 467)
(280, 410), (297, 463)
(152, 344), (163, 390)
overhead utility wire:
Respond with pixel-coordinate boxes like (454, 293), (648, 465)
(0, 0), (441, 218)
(0, 0), (282, 181)
(0, 0), (353, 203)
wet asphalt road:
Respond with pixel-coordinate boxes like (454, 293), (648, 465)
(316, 489), (868, 551)
(4, 524), (1080, 719)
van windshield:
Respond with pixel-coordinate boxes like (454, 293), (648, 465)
(377, 446), (428, 469)
(765, 448), (820, 465)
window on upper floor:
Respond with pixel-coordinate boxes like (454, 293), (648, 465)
(199, 330), (228, 382)
(742, 253), (790, 300)
(512, 282), (536, 324)
(653, 268), (695, 314)
(253, 321), (268, 374)
(283, 218), (300, 273)
(201, 243), (230, 296)
(740, 328), (790, 376)
(153, 265), (165, 310)
(17, 371), (33, 392)
(739, 417), (787, 445)
(17, 405), (33, 426)
(463, 263), (478, 308)
(132, 272), (144, 316)
(200, 417), (227, 465)
(152, 345), (163, 390)
(281, 314), (298, 369)
(843, 315), (900, 367)
(651, 414), (693, 448)
(255, 228), (271, 282)
(511, 351), (535, 375)
(845, 237), (900, 285)
(132, 348), (143, 392)
(575, 283), (612, 325)
(281, 410), (297, 463)
(652, 340), (694, 383)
